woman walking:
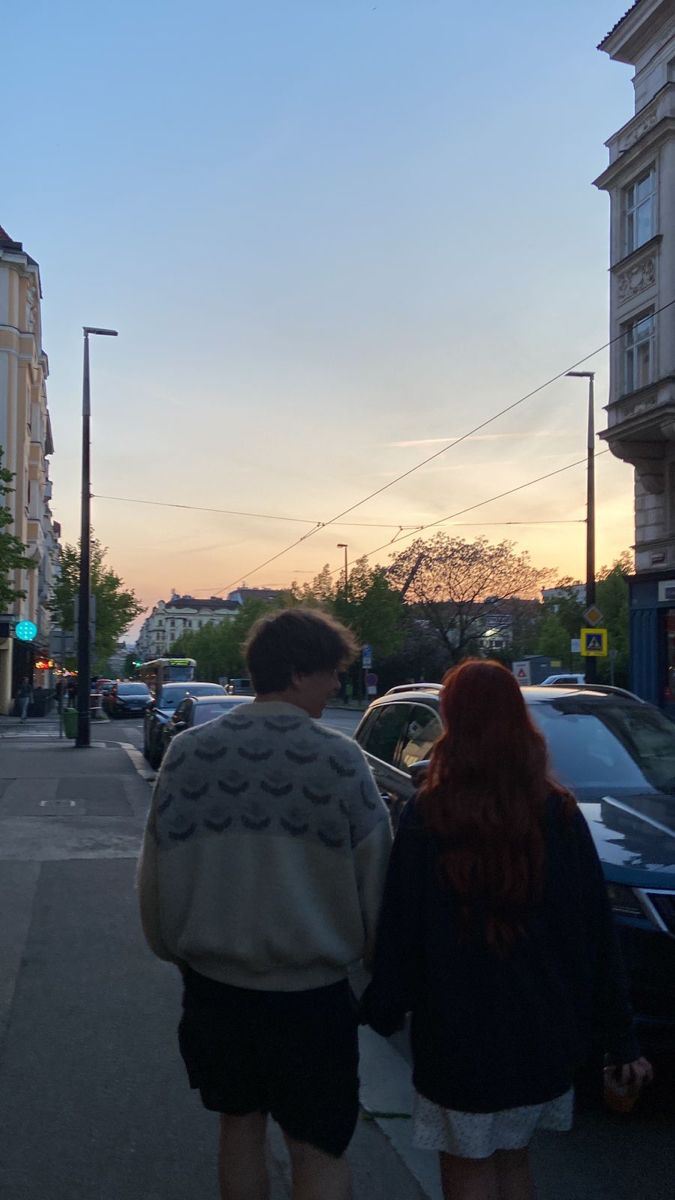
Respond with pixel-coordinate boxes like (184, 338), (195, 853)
(362, 660), (651, 1200)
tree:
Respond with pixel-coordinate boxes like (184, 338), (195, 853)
(388, 534), (552, 663)
(533, 579), (585, 667)
(595, 552), (631, 687)
(0, 446), (35, 610)
(50, 538), (144, 673)
(332, 559), (404, 660)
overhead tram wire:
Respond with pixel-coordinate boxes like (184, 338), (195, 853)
(211, 296), (675, 594)
(91, 493), (420, 531)
(333, 449), (611, 575)
(132, 296), (675, 596)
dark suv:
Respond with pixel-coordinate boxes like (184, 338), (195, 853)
(143, 681), (226, 768)
(354, 683), (675, 1054)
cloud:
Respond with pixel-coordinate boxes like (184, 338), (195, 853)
(384, 431), (567, 447)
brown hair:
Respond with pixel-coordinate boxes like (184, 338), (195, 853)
(244, 607), (358, 693)
(418, 658), (575, 953)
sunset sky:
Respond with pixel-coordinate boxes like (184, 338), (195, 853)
(2, 1), (637, 636)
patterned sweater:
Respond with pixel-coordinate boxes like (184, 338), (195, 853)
(137, 701), (392, 990)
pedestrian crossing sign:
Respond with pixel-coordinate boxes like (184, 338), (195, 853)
(580, 627), (608, 657)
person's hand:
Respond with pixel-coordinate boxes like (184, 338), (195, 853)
(606, 1057), (653, 1089)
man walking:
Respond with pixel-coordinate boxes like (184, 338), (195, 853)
(138, 608), (392, 1200)
(16, 676), (32, 722)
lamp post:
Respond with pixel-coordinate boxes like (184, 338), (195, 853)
(337, 544), (349, 599)
(565, 370), (596, 685)
(76, 326), (118, 747)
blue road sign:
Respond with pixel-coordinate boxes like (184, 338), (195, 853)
(580, 627), (607, 657)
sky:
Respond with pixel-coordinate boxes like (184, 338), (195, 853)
(1, 1), (638, 637)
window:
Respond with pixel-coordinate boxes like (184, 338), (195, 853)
(623, 310), (655, 392)
(623, 168), (655, 254)
(398, 705), (443, 771)
(356, 703), (411, 765)
(533, 696), (675, 797)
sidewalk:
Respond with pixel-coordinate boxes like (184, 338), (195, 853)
(0, 714), (62, 738)
(0, 738), (429, 1200)
(0, 711), (110, 739)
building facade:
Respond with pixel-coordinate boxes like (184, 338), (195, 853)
(595, 1), (675, 710)
(137, 593), (239, 661)
(0, 225), (59, 713)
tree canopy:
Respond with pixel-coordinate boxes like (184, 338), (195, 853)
(167, 559), (403, 684)
(388, 534), (551, 663)
(50, 537), (144, 673)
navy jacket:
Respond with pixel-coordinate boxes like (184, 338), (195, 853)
(361, 793), (640, 1113)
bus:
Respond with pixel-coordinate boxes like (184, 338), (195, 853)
(137, 657), (196, 695)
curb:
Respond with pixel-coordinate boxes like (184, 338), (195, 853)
(358, 1029), (441, 1198)
(118, 742), (156, 784)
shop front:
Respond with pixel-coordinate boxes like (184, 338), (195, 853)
(629, 571), (675, 719)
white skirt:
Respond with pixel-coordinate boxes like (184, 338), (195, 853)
(413, 1087), (574, 1159)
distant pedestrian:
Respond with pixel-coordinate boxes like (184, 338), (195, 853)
(138, 608), (392, 1200)
(362, 659), (652, 1200)
(16, 677), (32, 723)
(66, 678), (77, 708)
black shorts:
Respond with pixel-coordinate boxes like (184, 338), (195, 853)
(178, 968), (360, 1157)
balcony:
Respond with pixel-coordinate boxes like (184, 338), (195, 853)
(600, 374), (675, 490)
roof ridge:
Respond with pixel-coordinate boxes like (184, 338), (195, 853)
(599, 0), (647, 49)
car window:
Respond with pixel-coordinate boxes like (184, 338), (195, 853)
(398, 704), (443, 771)
(356, 704), (412, 766)
(532, 696), (675, 797)
(119, 683), (149, 694)
(193, 702), (231, 725)
(159, 683), (224, 708)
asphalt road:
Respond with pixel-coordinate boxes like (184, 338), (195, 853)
(109, 705), (363, 755)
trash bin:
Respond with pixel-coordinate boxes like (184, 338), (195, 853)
(63, 707), (78, 739)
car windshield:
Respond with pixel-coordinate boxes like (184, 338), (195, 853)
(532, 696), (675, 798)
(158, 683), (224, 709)
(118, 684), (149, 695)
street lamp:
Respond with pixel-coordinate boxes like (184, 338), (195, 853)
(76, 326), (118, 748)
(565, 370), (596, 684)
(337, 544), (349, 598)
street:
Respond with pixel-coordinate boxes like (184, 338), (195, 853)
(0, 715), (673, 1199)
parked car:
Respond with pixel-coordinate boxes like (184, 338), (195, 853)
(105, 681), (152, 719)
(161, 694), (253, 758)
(143, 681), (227, 768)
(540, 673), (586, 686)
(354, 682), (675, 1055)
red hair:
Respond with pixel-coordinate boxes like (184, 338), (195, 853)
(418, 659), (575, 953)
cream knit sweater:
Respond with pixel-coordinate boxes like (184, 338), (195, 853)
(137, 701), (392, 990)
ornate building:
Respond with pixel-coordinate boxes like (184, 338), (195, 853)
(595, 1), (675, 709)
(136, 593), (239, 661)
(0, 224), (59, 712)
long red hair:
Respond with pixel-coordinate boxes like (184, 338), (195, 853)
(418, 659), (575, 953)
